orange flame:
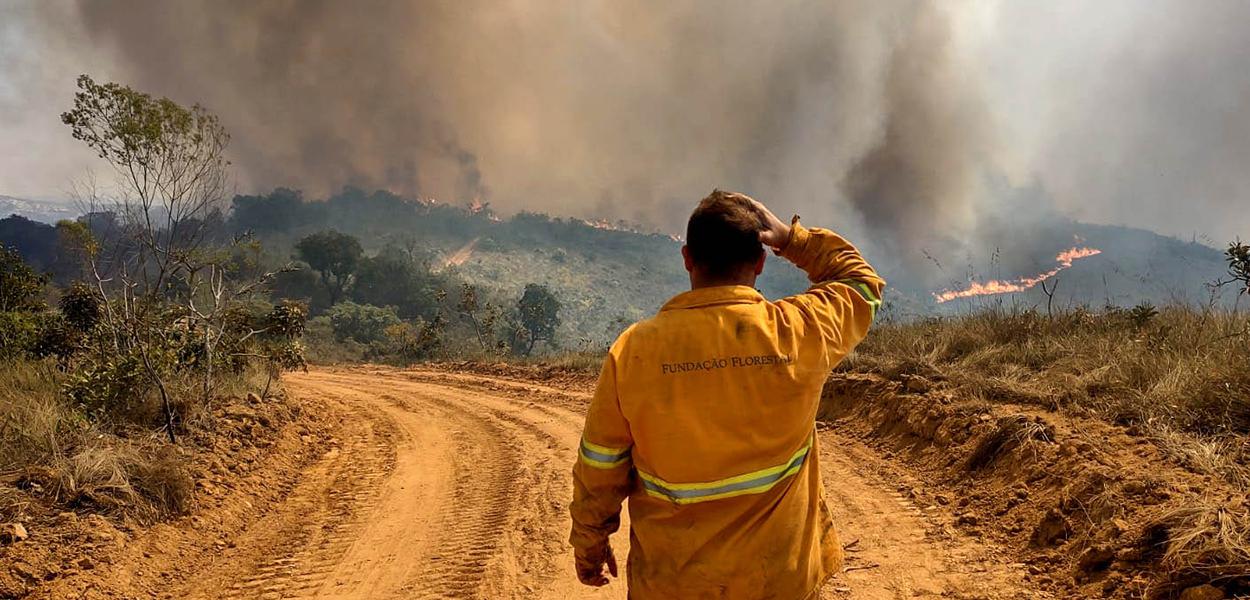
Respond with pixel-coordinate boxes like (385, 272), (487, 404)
(933, 247), (1102, 303)
(578, 218), (682, 241)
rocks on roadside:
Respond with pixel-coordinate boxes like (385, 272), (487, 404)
(0, 523), (29, 544)
(1032, 509), (1071, 547)
(903, 375), (932, 394)
(1076, 545), (1115, 574)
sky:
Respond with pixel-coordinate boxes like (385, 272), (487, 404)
(0, 0), (1247, 252)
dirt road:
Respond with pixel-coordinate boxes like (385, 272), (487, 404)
(172, 367), (1038, 599)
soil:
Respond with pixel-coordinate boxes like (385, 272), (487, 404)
(0, 366), (1242, 599)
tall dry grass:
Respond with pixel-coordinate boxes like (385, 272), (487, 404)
(0, 359), (262, 522)
(844, 306), (1250, 488)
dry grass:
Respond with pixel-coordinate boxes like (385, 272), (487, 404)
(847, 306), (1250, 488)
(1157, 499), (1250, 585)
(1, 358), (249, 522)
(964, 414), (1054, 471)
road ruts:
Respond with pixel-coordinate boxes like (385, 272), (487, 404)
(173, 366), (1038, 599)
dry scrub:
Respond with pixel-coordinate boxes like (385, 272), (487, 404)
(823, 305), (1250, 597)
(0, 359), (265, 524)
(845, 306), (1250, 488)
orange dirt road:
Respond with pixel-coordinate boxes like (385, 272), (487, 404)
(173, 367), (1040, 599)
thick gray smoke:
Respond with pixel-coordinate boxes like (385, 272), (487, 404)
(56, 0), (984, 268)
(10, 1), (1249, 283)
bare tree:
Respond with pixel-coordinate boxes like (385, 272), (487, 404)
(1040, 277), (1059, 317)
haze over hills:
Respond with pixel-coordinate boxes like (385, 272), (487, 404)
(1, 188), (1236, 344)
(0, 195), (77, 225)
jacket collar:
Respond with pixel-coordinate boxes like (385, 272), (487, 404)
(660, 285), (765, 311)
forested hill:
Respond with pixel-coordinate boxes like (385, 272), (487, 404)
(0, 187), (805, 349)
(234, 187), (802, 341)
(2, 187), (1238, 349)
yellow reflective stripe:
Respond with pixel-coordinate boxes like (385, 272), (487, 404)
(582, 439), (629, 456)
(836, 279), (882, 319)
(641, 461), (806, 505)
(579, 438), (631, 469)
(637, 435), (812, 504)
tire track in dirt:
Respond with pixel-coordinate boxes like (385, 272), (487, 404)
(174, 366), (1035, 599)
(177, 389), (400, 600)
(282, 369), (626, 599)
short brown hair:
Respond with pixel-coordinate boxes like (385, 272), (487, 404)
(685, 189), (765, 278)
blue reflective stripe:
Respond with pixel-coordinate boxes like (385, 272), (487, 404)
(639, 445), (810, 504)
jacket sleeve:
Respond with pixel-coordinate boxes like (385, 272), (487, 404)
(569, 350), (634, 558)
(775, 217), (886, 369)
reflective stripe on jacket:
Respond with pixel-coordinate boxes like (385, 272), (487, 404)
(571, 221), (885, 599)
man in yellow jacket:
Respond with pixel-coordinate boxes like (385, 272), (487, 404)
(570, 190), (885, 599)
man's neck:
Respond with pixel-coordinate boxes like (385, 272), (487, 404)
(689, 273), (757, 290)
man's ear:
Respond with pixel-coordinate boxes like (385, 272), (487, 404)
(753, 251), (766, 276)
(681, 245), (695, 273)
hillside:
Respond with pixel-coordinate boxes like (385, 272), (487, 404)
(1, 187), (1237, 344)
(0, 196), (76, 225)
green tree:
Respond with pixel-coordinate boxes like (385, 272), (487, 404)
(352, 246), (442, 319)
(326, 301), (401, 345)
(62, 75), (291, 442)
(0, 245), (48, 312)
(456, 283), (504, 353)
(513, 283), (561, 356)
(295, 230), (363, 306)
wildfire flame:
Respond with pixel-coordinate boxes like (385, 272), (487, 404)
(933, 246), (1102, 303)
(578, 218), (683, 242)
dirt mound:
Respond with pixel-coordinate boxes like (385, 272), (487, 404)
(819, 373), (1249, 598)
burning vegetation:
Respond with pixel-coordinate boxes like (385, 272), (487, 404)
(933, 246), (1103, 303)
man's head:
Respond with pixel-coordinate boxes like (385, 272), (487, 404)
(682, 189), (767, 288)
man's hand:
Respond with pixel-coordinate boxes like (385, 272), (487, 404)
(733, 193), (791, 250)
(575, 544), (618, 587)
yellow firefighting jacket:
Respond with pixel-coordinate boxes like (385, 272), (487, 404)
(570, 220), (885, 599)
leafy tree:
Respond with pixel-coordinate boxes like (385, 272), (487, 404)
(513, 283), (561, 356)
(384, 316), (446, 361)
(229, 188), (321, 233)
(352, 246), (442, 319)
(253, 300), (309, 398)
(0, 245), (48, 312)
(326, 301), (401, 345)
(60, 281), (101, 332)
(456, 283), (504, 353)
(295, 230), (363, 306)
(62, 75), (290, 442)
(0, 312), (38, 360)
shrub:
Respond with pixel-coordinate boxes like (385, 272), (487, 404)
(327, 301), (402, 344)
(64, 354), (150, 418)
(0, 311), (39, 359)
(59, 281), (101, 332)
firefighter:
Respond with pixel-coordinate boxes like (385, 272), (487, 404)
(570, 190), (885, 599)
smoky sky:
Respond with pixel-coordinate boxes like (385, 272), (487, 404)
(3, 0), (1249, 277)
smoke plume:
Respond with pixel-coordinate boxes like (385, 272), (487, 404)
(10, 1), (1248, 283)
(53, 1), (983, 265)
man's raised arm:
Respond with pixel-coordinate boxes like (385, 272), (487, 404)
(753, 198), (886, 368)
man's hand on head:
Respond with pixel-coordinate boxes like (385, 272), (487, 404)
(730, 193), (790, 250)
